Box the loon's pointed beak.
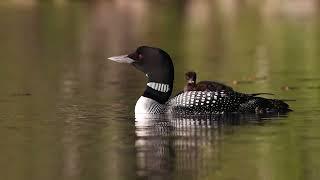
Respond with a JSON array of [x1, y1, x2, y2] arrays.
[[107, 55, 135, 64]]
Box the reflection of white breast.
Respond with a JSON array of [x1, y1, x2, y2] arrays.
[[135, 96, 165, 116]]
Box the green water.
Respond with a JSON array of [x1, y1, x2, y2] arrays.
[[0, 1, 320, 180]]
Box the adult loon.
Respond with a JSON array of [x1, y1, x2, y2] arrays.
[[108, 46, 291, 115]]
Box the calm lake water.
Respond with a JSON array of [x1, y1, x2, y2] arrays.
[[0, 1, 320, 180]]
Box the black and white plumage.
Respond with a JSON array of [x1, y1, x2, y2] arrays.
[[107, 46, 291, 116], [166, 91, 243, 114], [167, 91, 290, 114]]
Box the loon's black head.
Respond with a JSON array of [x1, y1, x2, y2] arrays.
[[108, 46, 174, 104], [185, 71, 197, 84]]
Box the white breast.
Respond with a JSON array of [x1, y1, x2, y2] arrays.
[[135, 96, 165, 115]]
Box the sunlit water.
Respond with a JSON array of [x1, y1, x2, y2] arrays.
[[0, 1, 320, 180]]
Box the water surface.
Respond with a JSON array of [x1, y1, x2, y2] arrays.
[[0, 1, 320, 180]]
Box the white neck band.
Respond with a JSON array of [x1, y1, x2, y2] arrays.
[[147, 82, 170, 93]]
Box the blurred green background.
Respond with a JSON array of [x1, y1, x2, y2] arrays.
[[0, 1, 320, 180]]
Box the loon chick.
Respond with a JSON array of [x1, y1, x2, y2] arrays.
[[184, 71, 233, 92], [183, 71, 274, 97], [184, 71, 196, 91], [107, 46, 291, 115]]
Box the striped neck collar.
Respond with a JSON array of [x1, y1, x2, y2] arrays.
[[147, 82, 170, 93]]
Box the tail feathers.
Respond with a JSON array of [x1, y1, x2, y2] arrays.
[[250, 93, 274, 96], [268, 99, 292, 112], [239, 97, 291, 113], [279, 99, 296, 102]]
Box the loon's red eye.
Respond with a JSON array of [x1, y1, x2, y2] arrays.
[[128, 52, 142, 61]]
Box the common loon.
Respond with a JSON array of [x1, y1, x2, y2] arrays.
[[108, 46, 291, 115]]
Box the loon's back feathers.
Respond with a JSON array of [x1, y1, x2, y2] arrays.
[[167, 90, 291, 114], [167, 91, 243, 114]]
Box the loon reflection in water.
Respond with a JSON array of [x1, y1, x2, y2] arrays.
[[108, 46, 291, 116], [135, 113, 287, 178]]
